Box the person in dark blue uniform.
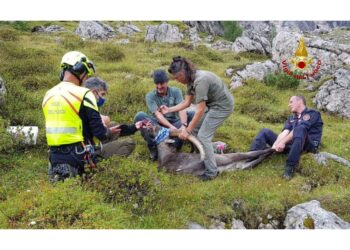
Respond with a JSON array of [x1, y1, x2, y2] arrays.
[[250, 95, 323, 180]]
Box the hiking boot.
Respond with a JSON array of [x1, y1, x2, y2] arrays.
[[282, 164, 295, 181]]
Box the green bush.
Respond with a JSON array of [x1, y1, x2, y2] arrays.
[[264, 72, 300, 89], [0, 29, 19, 41], [61, 34, 85, 50], [222, 21, 243, 42], [96, 44, 125, 62], [84, 157, 162, 215], [11, 21, 31, 32]]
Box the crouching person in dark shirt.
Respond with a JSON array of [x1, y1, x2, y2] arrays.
[[42, 52, 144, 182], [250, 95, 323, 180], [84, 77, 142, 160]]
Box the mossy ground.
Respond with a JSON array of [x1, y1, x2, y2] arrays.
[[1, 21, 349, 229]]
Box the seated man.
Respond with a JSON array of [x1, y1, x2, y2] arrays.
[[250, 95, 323, 180], [84, 77, 141, 159], [134, 69, 194, 161]]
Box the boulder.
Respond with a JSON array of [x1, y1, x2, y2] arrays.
[[232, 36, 269, 55], [188, 222, 205, 229], [184, 27, 201, 44], [183, 21, 224, 36], [75, 21, 115, 40], [117, 24, 140, 36], [284, 200, 350, 229], [313, 151, 350, 167], [0, 76, 6, 105], [314, 69, 350, 118], [145, 23, 183, 43], [231, 219, 246, 229], [31, 25, 65, 33], [229, 60, 278, 89], [209, 219, 225, 229]]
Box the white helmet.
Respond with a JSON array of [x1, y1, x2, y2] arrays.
[[60, 51, 95, 77]]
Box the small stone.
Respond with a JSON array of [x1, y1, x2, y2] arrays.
[[30, 221, 36, 226], [267, 214, 273, 220]]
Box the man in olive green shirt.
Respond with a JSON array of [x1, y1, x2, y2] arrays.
[[134, 69, 194, 160]]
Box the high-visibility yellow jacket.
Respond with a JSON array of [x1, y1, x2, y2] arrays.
[[42, 81, 98, 146]]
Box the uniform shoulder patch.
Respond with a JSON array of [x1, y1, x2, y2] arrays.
[[303, 114, 311, 121]]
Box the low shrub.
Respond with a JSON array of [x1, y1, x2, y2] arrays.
[[264, 72, 300, 89], [96, 44, 125, 62], [84, 157, 162, 215], [222, 21, 243, 42]]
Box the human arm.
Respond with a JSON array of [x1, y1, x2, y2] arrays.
[[178, 101, 206, 140], [154, 110, 177, 129], [272, 129, 293, 152], [159, 95, 193, 114]]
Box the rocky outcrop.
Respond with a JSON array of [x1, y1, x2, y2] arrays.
[[284, 200, 350, 229], [280, 21, 350, 32], [145, 23, 183, 43], [31, 25, 65, 33], [314, 69, 350, 118], [183, 21, 224, 36], [229, 60, 278, 90], [75, 21, 115, 40], [117, 24, 140, 36], [0, 76, 6, 105], [272, 31, 350, 79], [184, 27, 201, 44]]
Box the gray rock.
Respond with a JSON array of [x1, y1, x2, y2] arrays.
[[209, 219, 226, 229], [32, 25, 65, 33], [270, 219, 280, 229], [184, 27, 201, 44], [0, 76, 6, 105], [184, 21, 224, 36], [230, 76, 244, 90], [205, 35, 214, 43], [211, 40, 234, 51], [313, 151, 350, 167], [258, 223, 274, 229], [75, 21, 115, 40], [117, 24, 140, 36], [231, 219, 246, 229], [284, 200, 350, 229], [314, 69, 350, 118], [225, 68, 234, 77], [145, 23, 183, 43], [188, 222, 205, 229], [232, 36, 266, 55]]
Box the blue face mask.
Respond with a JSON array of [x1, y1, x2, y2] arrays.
[[97, 96, 105, 107]]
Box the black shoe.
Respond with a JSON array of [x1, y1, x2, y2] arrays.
[[198, 173, 217, 181], [282, 165, 295, 180]]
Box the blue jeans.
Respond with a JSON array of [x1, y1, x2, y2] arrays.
[[250, 127, 317, 167]]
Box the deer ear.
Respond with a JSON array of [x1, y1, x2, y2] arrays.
[[164, 139, 175, 144]]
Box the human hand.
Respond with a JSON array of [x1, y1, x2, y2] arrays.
[[135, 119, 151, 129], [109, 125, 121, 135], [158, 105, 169, 114], [178, 128, 190, 140], [273, 143, 285, 152]]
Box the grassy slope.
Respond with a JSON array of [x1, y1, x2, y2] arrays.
[[0, 21, 349, 229]]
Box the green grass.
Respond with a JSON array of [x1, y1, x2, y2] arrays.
[[1, 21, 350, 229]]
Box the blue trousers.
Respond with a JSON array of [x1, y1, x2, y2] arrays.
[[134, 110, 194, 151], [250, 127, 316, 167]]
